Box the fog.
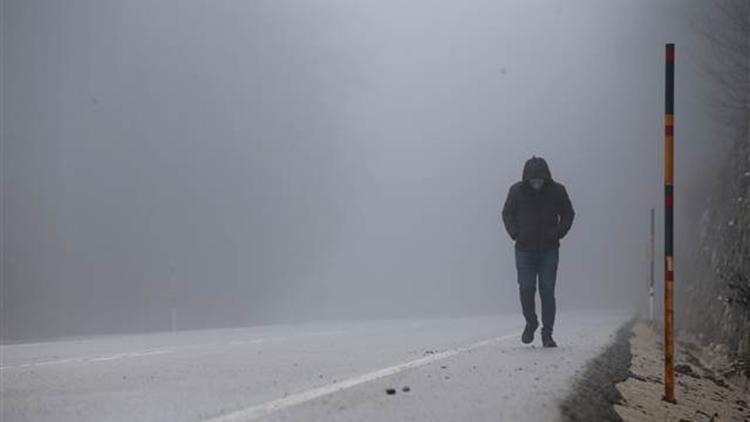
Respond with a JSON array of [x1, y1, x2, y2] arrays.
[[1, 0, 729, 342]]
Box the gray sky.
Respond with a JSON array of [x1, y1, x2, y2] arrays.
[[1, 0, 732, 341]]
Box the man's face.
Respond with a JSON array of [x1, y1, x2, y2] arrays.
[[529, 178, 545, 190]]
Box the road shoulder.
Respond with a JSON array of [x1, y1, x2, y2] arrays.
[[559, 319, 634, 422]]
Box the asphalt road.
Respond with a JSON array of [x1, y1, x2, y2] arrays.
[[1, 311, 630, 421]]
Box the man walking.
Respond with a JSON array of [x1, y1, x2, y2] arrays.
[[502, 156, 575, 347]]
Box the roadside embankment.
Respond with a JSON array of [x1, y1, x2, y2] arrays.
[[561, 320, 749, 422], [614, 321, 748, 422]]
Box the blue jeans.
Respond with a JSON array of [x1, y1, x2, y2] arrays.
[[515, 248, 559, 335]]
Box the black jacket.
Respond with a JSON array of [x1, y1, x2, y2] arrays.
[[502, 157, 575, 251]]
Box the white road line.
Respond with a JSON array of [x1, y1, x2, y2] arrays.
[[0, 349, 173, 370], [91, 349, 173, 361], [227, 331, 344, 346], [203, 333, 518, 422], [229, 339, 274, 346], [304, 330, 345, 337], [0, 330, 346, 370]]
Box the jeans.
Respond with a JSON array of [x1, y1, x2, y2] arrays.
[[515, 248, 559, 336]]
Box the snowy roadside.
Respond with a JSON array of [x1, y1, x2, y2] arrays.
[[561, 320, 750, 422], [613, 321, 749, 422]]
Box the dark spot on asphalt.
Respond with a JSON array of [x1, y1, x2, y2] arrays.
[[402, 386, 411, 392], [441, 365, 447, 369], [386, 388, 396, 395]]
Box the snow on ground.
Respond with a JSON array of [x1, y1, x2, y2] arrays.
[[1, 311, 630, 422], [614, 321, 749, 421]]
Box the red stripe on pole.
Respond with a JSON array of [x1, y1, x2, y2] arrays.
[[665, 125, 673, 136], [666, 194, 673, 207], [666, 46, 675, 63]]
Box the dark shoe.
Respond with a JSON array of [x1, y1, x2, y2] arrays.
[[522, 322, 539, 344], [542, 334, 557, 348]]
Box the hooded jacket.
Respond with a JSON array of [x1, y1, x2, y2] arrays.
[[502, 157, 575, 251]]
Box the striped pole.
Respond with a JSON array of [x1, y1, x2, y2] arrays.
[[663, 43, 676, 404]]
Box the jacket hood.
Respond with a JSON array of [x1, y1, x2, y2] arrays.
[[522, 156, 552, 182]]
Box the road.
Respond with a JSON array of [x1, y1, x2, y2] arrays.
[[1, 311, 629, 421]]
